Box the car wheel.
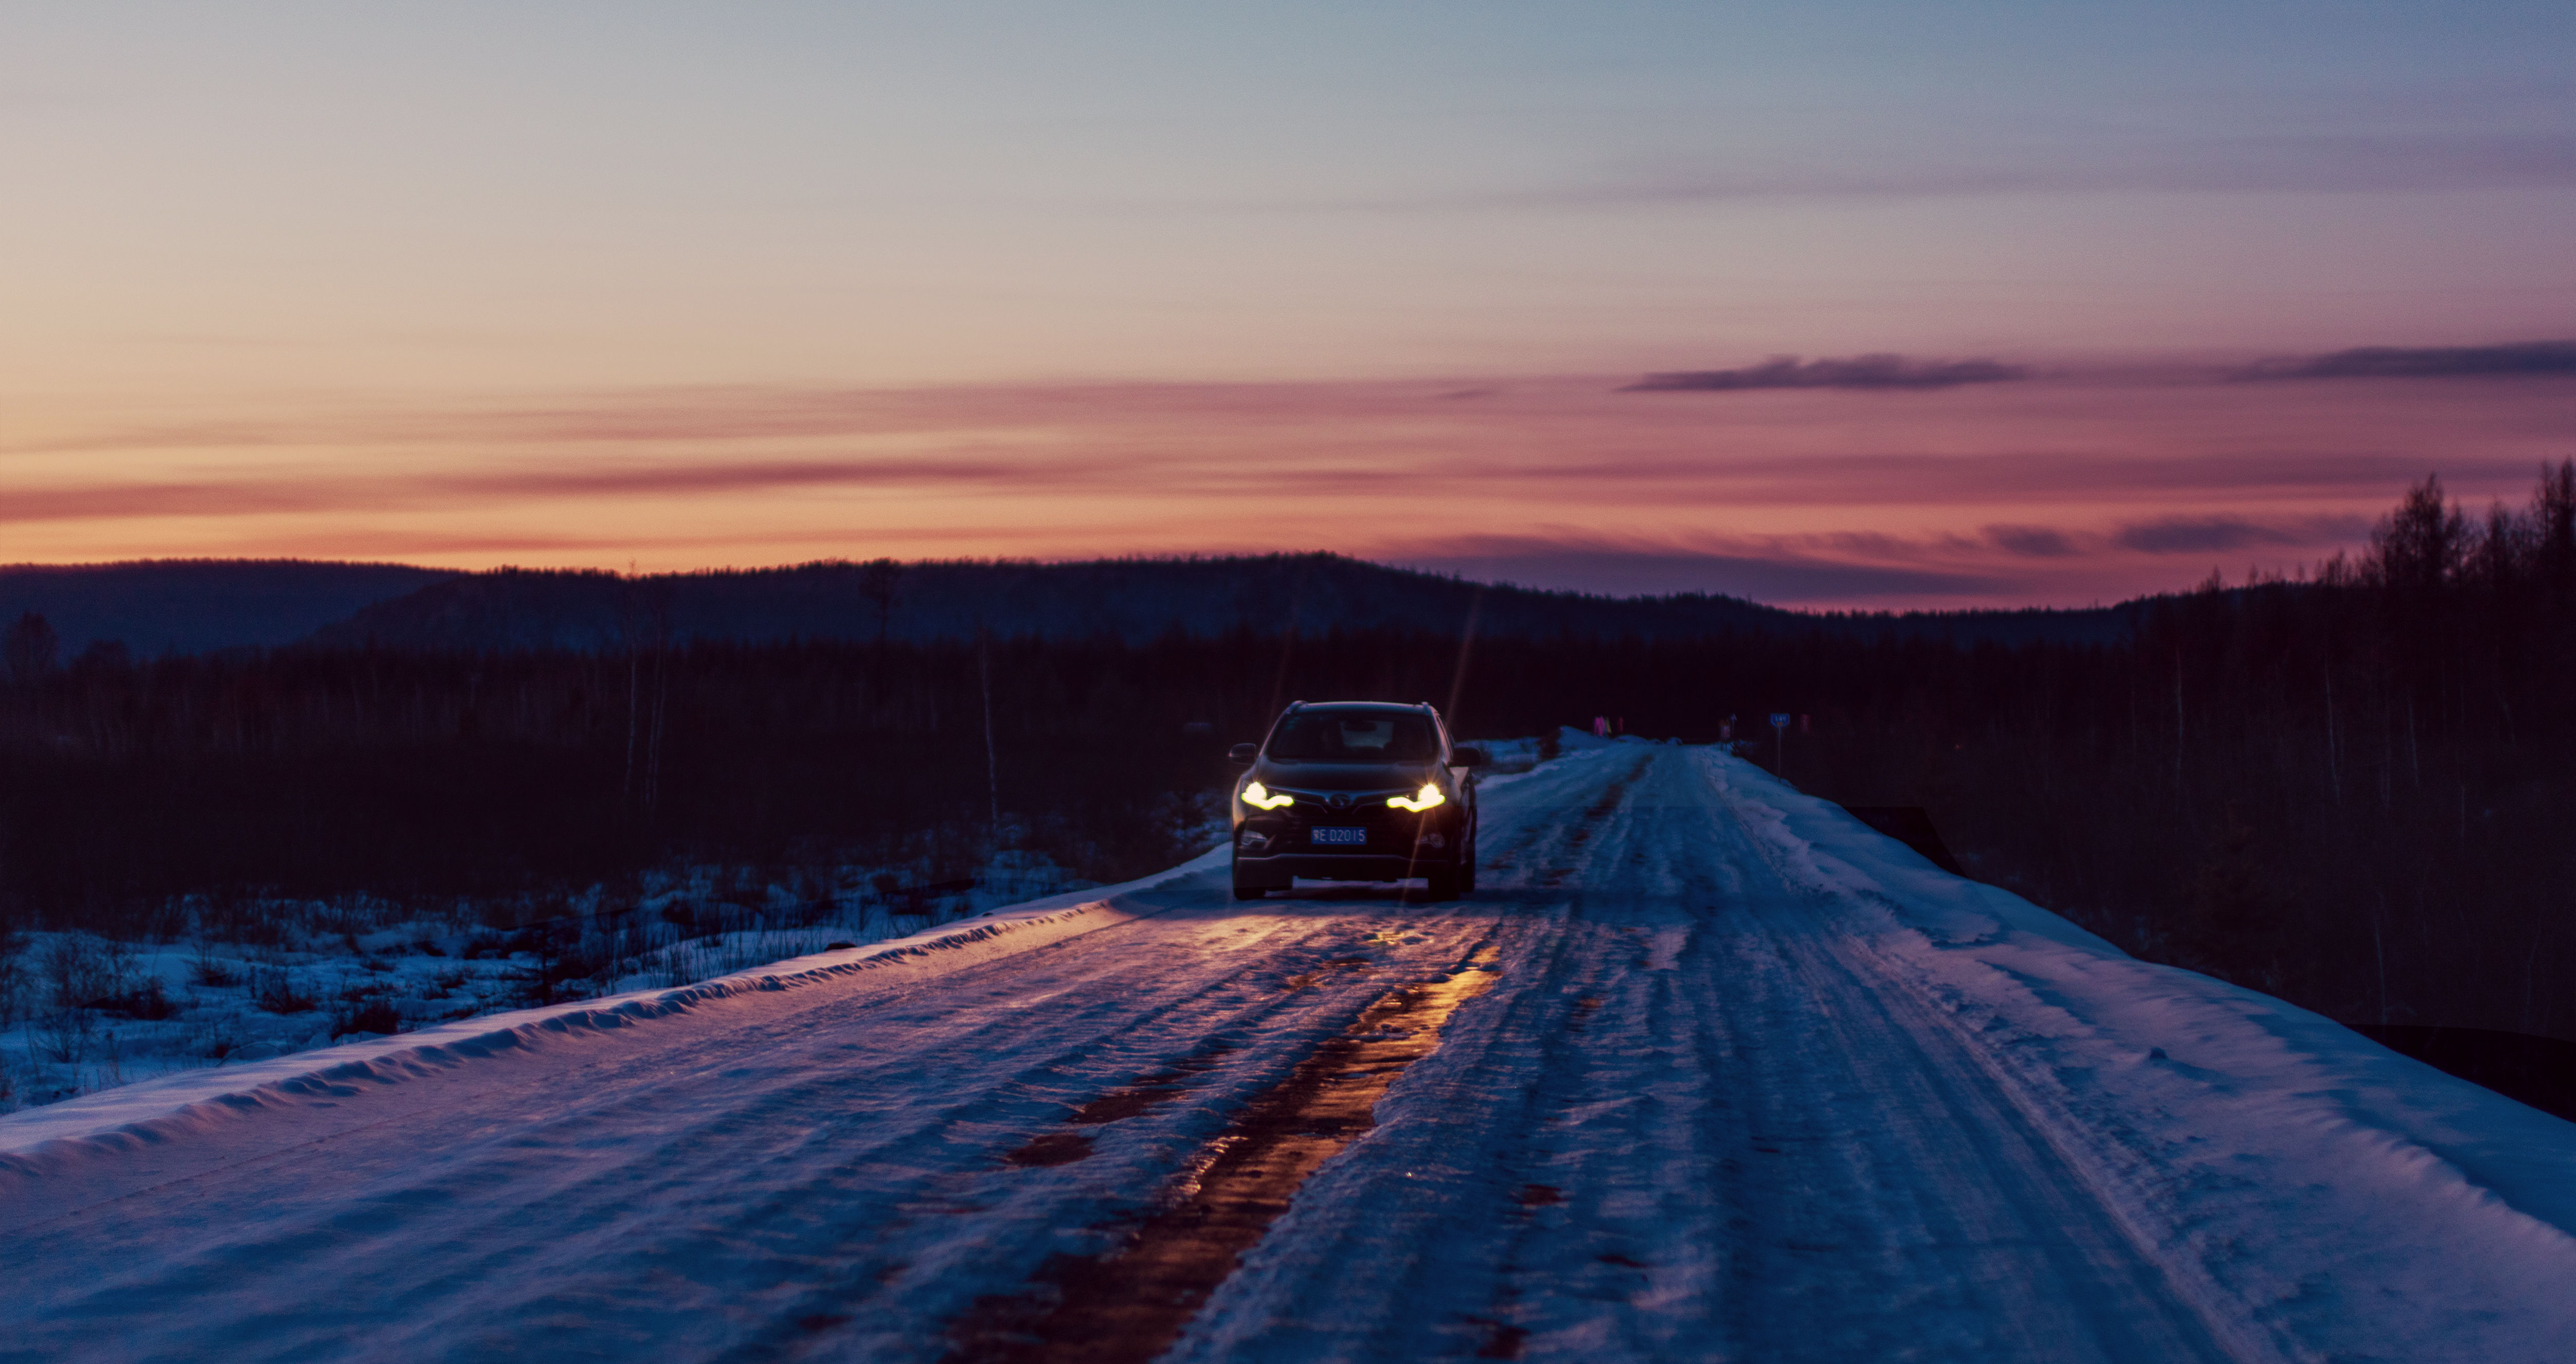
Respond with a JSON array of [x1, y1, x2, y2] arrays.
[[1233, 884, 1267, 900], [1424, 864, 1461, 901], [1458, 833, 1476, 893]]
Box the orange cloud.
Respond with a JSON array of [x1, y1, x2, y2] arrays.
[[8, 368, 2569, 608]]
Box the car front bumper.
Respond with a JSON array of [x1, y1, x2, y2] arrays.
[[1230, 790, 1470, 887], [1228, 850, 1455, 888]]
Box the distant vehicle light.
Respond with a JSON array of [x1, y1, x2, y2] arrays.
[[1241, 781, 1295, 810], [1388, 783, 1446, 813]]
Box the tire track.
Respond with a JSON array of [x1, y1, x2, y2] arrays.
[[1159, 747, 1681, 1362], [943, 942, 1507, 1364], [1688, 762, 2245, 1363], [1434, 749, 1740, 1361], [5, 909, 1493, 1362]]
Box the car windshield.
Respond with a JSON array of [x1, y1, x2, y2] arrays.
[[1266, 710, 1441, 762]]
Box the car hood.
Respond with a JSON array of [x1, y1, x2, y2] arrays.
[[1251, 759, 1442, 792]]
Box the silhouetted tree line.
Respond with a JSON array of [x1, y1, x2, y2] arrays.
[[3, 466, 2570, 1037], [0, 635, 1238, 928], [1789, 464, 2576, 1039]]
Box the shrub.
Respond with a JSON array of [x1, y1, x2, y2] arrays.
[[30, 1008, 91, 1063], [0, 928, 25, 1025], [253, 971, 317, 1014], [332, 999, 402, 1037], [197, 1021, 246, 1061], [189, 946, 241, 988], [43, 934, 127, 1012], [101, 977, 176, 1020]]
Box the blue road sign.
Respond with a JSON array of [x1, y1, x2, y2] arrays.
[[1769, 712, 1791, 730]]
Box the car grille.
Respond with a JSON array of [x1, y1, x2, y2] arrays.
[[1263, 788, 1423, 851], [1272, 788, 1410, 816]]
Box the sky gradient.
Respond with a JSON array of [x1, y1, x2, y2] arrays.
[[7, 3, 2573, 606]]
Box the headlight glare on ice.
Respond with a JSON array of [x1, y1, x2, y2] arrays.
[[1387, 783, 1446, 812], [1241, 780, 1294, 810]]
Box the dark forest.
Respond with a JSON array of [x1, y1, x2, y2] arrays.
[[3, 466, 2570, 1040]]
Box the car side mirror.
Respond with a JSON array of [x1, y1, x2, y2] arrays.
[[1450, 746, 1488, 768], [1229, 743, 1259, 765]]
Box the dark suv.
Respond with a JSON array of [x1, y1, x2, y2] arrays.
[[1227, 701, 1485, 901]]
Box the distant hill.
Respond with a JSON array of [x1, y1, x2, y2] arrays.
[[0, 553, 2150, 657], [306, 554, 2143, 651], [0, 560, 459, 658]]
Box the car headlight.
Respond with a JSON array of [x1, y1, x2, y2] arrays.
[[1387, 783, 1446, 813], [1241, 780, 1294, 811]]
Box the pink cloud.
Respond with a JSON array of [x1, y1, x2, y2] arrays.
[[10, 367, 2570, 608]]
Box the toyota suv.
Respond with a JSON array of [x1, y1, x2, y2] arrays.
[[1227, 701, 1485, 900]]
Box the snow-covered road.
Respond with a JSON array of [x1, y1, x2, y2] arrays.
[[9, 741, 2576, 1362]]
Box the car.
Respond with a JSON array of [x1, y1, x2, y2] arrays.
[[1226, 700, 1486, 901]]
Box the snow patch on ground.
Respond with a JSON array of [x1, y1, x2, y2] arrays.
[[0, 848, 1118, 1114], [1700, 748, 2576, 1361], [0, 846, 1227, 1172]]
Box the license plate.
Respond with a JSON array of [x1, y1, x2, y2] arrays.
[[1311, 826, 1367, 846]]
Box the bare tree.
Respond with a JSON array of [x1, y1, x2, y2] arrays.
[[2536, 459, 2576, 610], [858, 559, 905, 646], [5, 613, 58, 684], [2371, 474, 2467, 596]]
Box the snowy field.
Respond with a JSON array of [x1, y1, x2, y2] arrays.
[[6, 734, 2576, 1362], [0, 849, 1114, 1112]]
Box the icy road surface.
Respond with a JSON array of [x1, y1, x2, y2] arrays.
[[9, 741, 2576, 1362]]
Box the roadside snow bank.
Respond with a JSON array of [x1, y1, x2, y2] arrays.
[[0, 847, 1227, 1176], [1463, 727, 1628, 795], [1701, 749, 2576, 1361]]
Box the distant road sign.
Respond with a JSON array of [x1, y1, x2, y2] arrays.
[[1769, 712, 1791, 730]]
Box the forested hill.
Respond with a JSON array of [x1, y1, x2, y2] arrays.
[[305, 554, 2140, 650], [7, 471, 2570, 1043], [0, 560, 458, 658]]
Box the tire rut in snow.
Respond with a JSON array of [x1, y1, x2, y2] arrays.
[[1483, 751, 1651, 891], [1346, 748, 2243, 1362], [1687, 776, 2242, 1363], [999, 950, 1381, 1169], [943, 944, 1506, 1364], [1430, 767, 1717, 1360], [1001, 1031, 1260, 1169], [6, 913, 1422, 1363]]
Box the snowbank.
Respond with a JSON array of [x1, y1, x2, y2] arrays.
[[0, 847, 1119, 1112], [0, 846, 1228, 1173], [1701, 749, 2576, 1360]]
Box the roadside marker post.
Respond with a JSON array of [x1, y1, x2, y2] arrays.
[[1770, 712, 1791, 779]]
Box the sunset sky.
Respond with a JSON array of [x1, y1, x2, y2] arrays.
[[7, 2, 2573, 607]]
